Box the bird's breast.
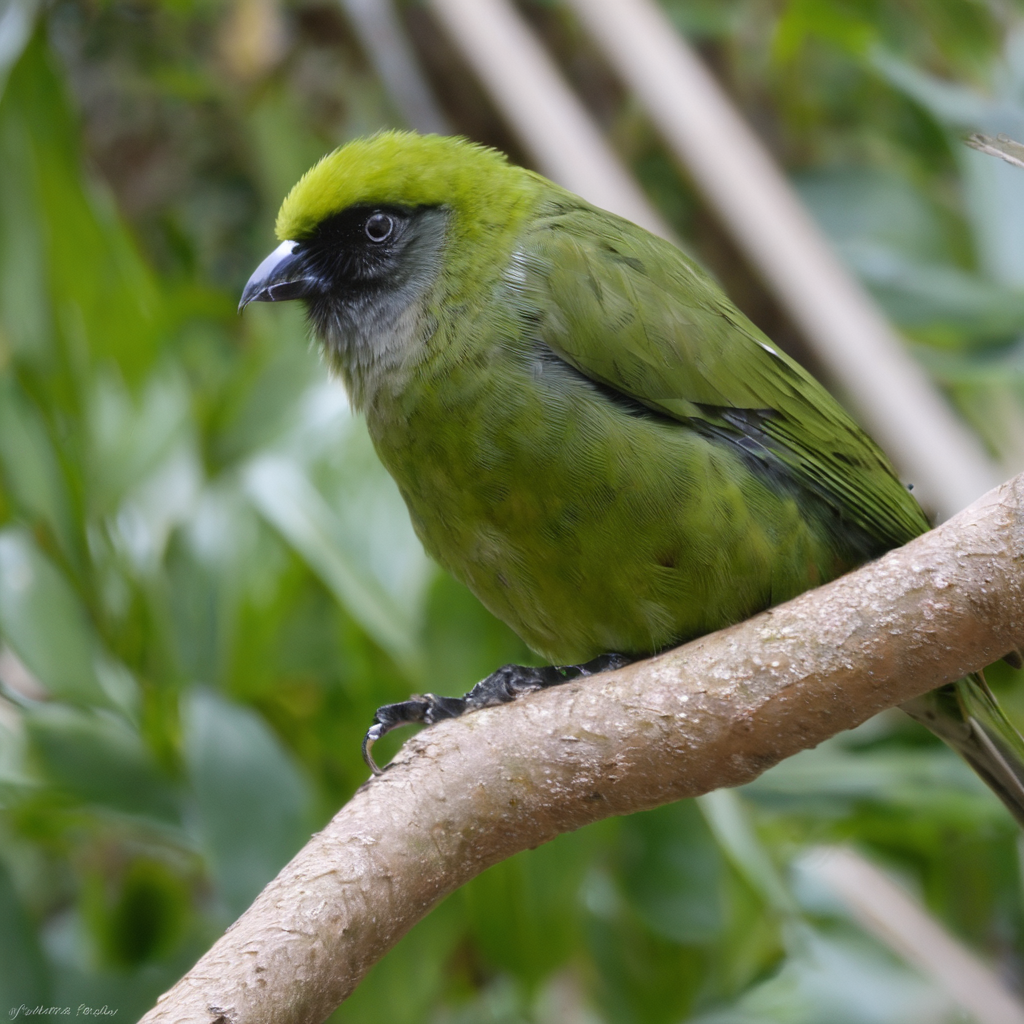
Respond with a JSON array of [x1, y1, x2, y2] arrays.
[[364, 332, 846, 663]]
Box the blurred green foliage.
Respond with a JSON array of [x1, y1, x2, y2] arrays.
[[2, 0, 1024, 1021]]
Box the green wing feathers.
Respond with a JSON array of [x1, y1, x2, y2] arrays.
[[517, 199, 929, 548]]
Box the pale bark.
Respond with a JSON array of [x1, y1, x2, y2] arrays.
[[140, 473, 1024, 1024]]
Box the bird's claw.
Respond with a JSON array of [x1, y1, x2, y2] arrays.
[[362, 693, 467, 774], [361, 653, 632, 774]]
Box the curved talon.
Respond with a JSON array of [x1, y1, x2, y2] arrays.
[[362, 697, 430, 775], [362, 722, 387, 776], [361, 693, 470, 774]]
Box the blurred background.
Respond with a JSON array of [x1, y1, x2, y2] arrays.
[[4, 0, 1024, 1021]]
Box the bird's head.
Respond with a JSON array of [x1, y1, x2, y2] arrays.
[[239, 132, 541, 394]]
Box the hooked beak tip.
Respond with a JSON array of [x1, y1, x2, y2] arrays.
[[237, 283, 260, 314], [239, 239, 311, 313]]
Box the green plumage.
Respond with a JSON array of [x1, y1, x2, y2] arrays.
[[248, 131, 1024, 821], [370, 197, 919, 662]]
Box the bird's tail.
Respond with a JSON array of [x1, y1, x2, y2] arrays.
[[902, 673, 1024, 829]]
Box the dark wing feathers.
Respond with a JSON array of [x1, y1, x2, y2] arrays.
[[516, 201, 929, 547]]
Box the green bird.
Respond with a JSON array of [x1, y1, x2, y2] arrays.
[[240, 131, 1024, 821]]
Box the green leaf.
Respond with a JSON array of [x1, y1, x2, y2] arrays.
[[744, 735, 1003, 825], [0, 375, 73, 550], [0, 858, 48, 1009], [698, 790, 796, 918], [3, 34, 164, 384], [330, 897, 463, 1024], [0, 701, 34, 803], [183, 689, 313, 919], [870, 46, 1024, 287], [24, 702, 180, 822], [0, 528, 105, 704], [0, 74, 49, 363], [794, 167, 954, 267], [86, 369, 197, 523], [460, 826, 606, 985], [245, 454, 423, 670], [691, 929, 948, 1024], [618, 800, 725, 945], [81, 857, 191, 969]]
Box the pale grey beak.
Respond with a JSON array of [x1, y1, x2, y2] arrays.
[[238, 240, 317, 312]]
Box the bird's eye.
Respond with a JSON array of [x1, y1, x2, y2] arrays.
[[364, 213, 395, 243]]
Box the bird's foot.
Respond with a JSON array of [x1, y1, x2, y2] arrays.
[[362, 653, 631, 774]]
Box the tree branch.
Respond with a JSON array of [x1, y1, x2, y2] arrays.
[[141, 473, 1024, 1024]]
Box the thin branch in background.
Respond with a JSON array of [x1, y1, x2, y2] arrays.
[[219, 0, 288, 83], [339, 0, 450, 135], [809, 846, 1024, 1024], [426, 0, 676, 241], [0, 0, 35, 99], [968, 133, 1024, 173], [139, 472, 1024, 1024]]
